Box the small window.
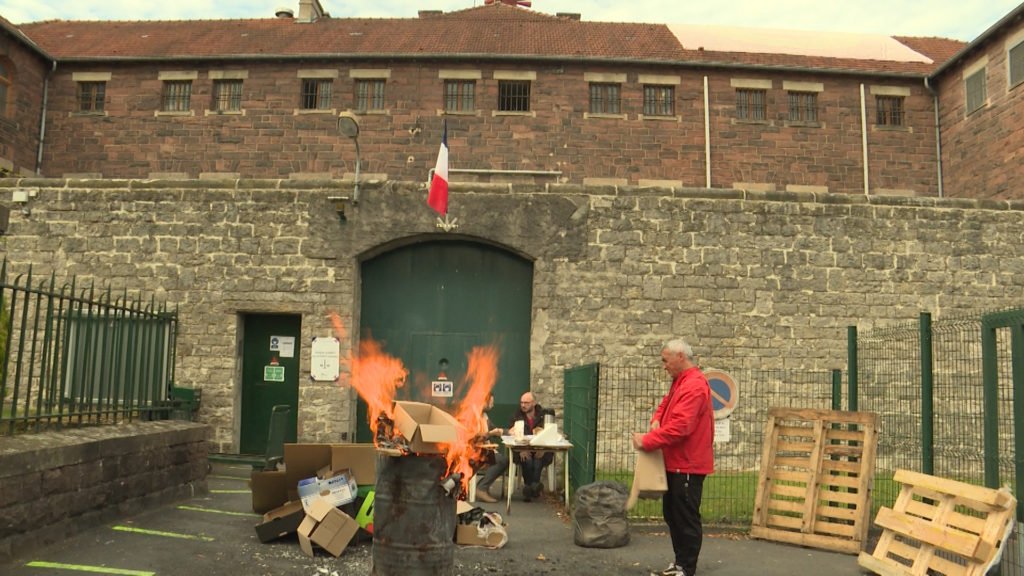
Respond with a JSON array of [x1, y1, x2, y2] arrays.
[[965, 68, 987, 115], [642, 85, 674, 116], [355, 79, 386, 112], [161, 80, 192, 112], [498, 80, 531, 112], [787, 91, 817, 123], [300, 78, 332, 110], [212, 79, 242, 112], [875, 95, 904, 126], [0, 62, 12, 116], [444, 80, 475, 112], [589, 83, 621, 114], [1011, 41, 1024, 89], [77, 81, 106, 113], [736, 89, 766, 121]]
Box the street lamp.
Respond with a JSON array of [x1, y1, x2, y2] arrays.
[[338, 113, 361, 205]]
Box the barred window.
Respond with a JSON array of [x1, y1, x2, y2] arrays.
[[965, 68, 987, 115], [212, 79, 242, 112], [78, 81, 106, 113], [589, 83, 621, 114], [642, 85, 674, 116], [876, 95, 904, 126], [1011, 41, 1024, 89], [161, 80, 192, 112], [498, 80, 531, 112], [787, 91, 817, 122], [736, 89, 766, 121], [300, 78, 332, 110], [0, 61, 10, 117], [356, 79, 386, 112], [444, 80, 475, 112]]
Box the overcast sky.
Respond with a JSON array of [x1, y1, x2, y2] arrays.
[[0, 0, 1019, 41]]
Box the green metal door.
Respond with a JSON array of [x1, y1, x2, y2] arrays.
[[357, 240, 533, 441], [240, 313, 300, 454]]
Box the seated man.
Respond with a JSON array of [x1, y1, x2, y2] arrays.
[[509, 391, 555, 501]]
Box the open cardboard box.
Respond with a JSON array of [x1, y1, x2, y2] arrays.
[[393, 401, 461, 453], [250, 469, 288, 514], [298, 468, 358, 512], [254, 500, 306, 543], [455, 500, 507, 548], [298, 498, 359, 557]]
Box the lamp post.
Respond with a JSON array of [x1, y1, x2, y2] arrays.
[[338, 113, 361, 205]]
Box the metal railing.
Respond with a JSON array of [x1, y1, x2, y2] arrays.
[[1, 258, 178, 434]]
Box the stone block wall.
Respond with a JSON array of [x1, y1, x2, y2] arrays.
[[0, 421, 209, 562], [1, 178, 1023, 452]]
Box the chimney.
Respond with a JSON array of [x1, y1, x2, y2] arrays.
[[297, 0, 325, 23], [418, 10, 443, 18], [556, 12, 581, 21], [275, 7, 294, 18]]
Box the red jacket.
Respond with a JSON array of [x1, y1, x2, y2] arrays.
[[641, 366, 714, 475]]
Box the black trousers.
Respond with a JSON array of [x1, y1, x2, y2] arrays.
[[663, 472, 705, 575]]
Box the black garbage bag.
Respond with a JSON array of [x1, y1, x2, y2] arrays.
[[572, 480, 630, 548]]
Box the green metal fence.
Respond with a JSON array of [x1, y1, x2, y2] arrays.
[[851, 308, 1023, 574], [0, 259, 179, 434], [563, 362, 836, 526]]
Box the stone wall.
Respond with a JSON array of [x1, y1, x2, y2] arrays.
[[1, 178, 1023, 451], [0, 421, 209, 562]]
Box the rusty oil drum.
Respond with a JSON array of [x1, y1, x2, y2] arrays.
[[371, 453, 456, 576]]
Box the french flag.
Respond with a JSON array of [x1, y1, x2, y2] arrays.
[[427, 120, 448, 215]]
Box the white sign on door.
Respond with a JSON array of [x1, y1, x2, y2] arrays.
[[270, 335, 296, 358]]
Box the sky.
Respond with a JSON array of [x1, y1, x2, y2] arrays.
[[0, 0, 1020, 42]]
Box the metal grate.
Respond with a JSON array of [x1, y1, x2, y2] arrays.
[[497, 80, 531, 112], [212, 79, 243, 112], [736, 89, 766, 121], [642, 84, 674, 116], [965, 68, 987, 115], [161, 80, 192, 112], [443, 80, 475, 112], [875, 95, 904, 126], [300, 78, 332, 110], [356, 79, 386, 112], [787, 91, 817, 122], [589, 83, 621, 114]]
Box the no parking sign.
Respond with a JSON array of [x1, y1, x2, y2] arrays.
[[705, 369, 738, 421]]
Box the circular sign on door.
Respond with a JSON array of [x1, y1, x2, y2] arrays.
[[705, 369, 738, 420]]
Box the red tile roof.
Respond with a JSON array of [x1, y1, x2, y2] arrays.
[[16, 3, 966, 76]]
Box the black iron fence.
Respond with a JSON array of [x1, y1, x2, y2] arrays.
[[0, 259, 178, 434]]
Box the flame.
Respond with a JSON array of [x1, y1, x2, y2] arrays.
[[329, 312, 407, 437], [330, 311, 502, 492], [445, 345, 500, 487]]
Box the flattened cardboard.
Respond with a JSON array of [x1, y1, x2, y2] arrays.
[[250, 469, 287, 514], [393, 401, 460, 453], [284, 444, 332, 498], [254, 500, 305, 543], [626, 449, 668, 509], [330, 444, 377, 484]]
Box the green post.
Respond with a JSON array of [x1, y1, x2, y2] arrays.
[[847, 326, 858, 412], [831, 369, 842, 411], [920, 312, 934, 475], [1012, 324, 1024, 523], [981, 320, 1000, 489]]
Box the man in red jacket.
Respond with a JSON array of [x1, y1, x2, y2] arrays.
[[632, 339, 714, 576]]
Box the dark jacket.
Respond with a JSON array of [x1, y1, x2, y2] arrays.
[[509, 404, 555, 464]]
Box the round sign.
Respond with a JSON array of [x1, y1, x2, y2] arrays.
[[705, 369, 738, 420]]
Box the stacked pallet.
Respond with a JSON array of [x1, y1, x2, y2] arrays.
[[858, 469, 1016, 576], [751, 408, 879, 554]]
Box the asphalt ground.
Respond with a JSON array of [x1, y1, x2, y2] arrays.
[[0, 463, 870, 576]]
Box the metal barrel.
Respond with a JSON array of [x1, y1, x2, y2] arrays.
[[371, 454, 456, 576]]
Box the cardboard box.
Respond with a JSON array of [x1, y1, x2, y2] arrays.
[[298, 498, 359, 558], [455, 500, 507, 548], [330, 444, 377, 485], [254, 500, 305, 543], [393, 401, 461, 453], [298, 469, 358, 512], [250, 469, 288, 514]]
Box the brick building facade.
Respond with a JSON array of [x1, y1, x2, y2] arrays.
[[2, 0, 1010, 196]]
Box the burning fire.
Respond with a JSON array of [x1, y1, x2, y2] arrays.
[[330, 312, 500, 491]]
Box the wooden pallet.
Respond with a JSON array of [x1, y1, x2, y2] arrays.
[[858, 469, 1017, 576], [751, 407, 879, 554]]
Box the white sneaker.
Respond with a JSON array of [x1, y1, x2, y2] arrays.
[[654, 564, 687, 576]]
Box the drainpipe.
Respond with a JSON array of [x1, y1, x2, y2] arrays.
[[859, 83, 869, 196], [36, 61, 56, 175], [703, 76, 711, 188], [923, 77, 944, 197]]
